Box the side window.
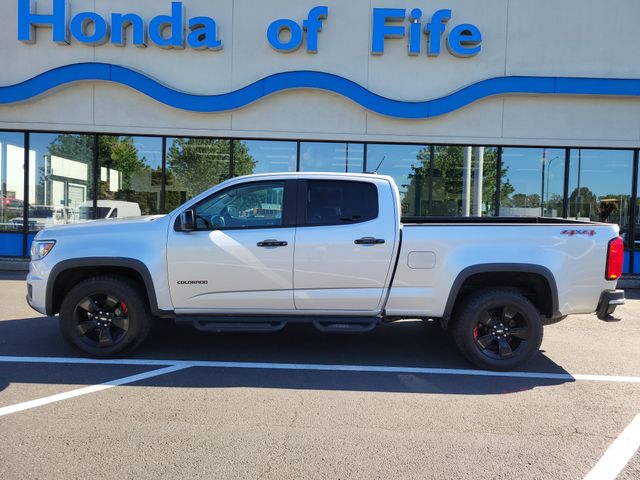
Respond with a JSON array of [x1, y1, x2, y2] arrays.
[[195, 181, 285, 230], [305, 180, 378, 226]]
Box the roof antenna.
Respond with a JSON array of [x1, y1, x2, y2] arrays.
[[372, 156, 386, 174]]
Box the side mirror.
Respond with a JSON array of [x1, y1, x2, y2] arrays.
[[179, 209, 195, 232]]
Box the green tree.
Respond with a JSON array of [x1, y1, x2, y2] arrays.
[[47, 134, 97, 164], [402, 146, 513, 217], [103, 137, 146, 189], [166, 139, 256, 210], [569, 187, 596, 220]]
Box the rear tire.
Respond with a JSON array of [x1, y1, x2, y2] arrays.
[[450, 288, 543, 371], [59, 276, 152, 358]]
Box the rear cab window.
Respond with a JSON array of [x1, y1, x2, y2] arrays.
[[304, 180, 378, 226]]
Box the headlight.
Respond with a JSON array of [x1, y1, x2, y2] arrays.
[[31, 241, 56, 261]]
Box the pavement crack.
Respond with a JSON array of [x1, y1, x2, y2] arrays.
[[256, 394, 305, 480]]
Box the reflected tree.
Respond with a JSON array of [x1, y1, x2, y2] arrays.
[[166, 139, 256, 210], [403, 146, 513, 216]]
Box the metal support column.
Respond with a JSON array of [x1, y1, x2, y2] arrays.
[[474, 146, 484, 216], [462, 146, 472, 217]]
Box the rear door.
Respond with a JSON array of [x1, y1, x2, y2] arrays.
[[293, 178, 398, 311]]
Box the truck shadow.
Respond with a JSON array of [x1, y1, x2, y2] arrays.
[[0, 316, 575, 396]]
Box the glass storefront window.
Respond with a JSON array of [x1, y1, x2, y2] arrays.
[[98, 136, 162, 218], [368, 144, 495, 217], [166, 138, 231, 211], [568, 149, 633, 230], [236, 140, 296, 174], [29, 133, 94, 230], [499, 148, 565, 218], [0, 132, 26, 256], [3, 127, 640, 272], [0, 132, 25, 231], [299, 142, 364, 173], [367, 144, 429, 216]]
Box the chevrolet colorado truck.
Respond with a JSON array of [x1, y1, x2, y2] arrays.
[[26, 173, 625, 370]]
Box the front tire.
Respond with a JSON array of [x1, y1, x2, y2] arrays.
[[450, 289, 543, 371], [59, 276, 152, 357]]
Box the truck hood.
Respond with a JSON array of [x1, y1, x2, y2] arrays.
[[36, 215, 168, 239]]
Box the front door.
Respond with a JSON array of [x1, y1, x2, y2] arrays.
[[293, 179, 398, 311], [167, 180, 296, 312]]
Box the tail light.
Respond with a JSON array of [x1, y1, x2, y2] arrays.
[[605, 237, 624, 281]]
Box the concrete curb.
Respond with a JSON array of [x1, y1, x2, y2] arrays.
[[0, 259, 29, 272], [618, 277, 640, 290]]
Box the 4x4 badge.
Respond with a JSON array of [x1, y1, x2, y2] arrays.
[[561, 229, 596, 237]]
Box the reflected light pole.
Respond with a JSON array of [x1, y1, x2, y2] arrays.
[[541, 150, 559, 216]]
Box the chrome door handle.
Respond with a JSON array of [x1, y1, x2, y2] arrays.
[[354, 237, 385, 245], [257, 240, 288, 247]]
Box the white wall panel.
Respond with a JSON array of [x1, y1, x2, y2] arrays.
[[0, 0, 638, 147]]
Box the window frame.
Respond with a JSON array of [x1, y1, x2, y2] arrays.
[[296, 179, 380, 228], [176, 179, 297, 232]]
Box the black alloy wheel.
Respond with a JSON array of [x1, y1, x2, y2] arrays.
[[74, 294, 130, 348], [59, 276, 152, 357], [451, 288, 544, 371], [472, 305, 531, 360]]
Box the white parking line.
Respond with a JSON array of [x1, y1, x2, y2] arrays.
[[0, 364, 191, 417], [0, 355, 639, 383], [584, 414, 640, 480]]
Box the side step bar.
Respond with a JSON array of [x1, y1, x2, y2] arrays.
[[175, 315, 382, 333], [193, 320, 287, 333], [313, 320, 378, 333]]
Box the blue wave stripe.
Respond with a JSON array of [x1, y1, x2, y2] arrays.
[[1, 63, 640, 119]]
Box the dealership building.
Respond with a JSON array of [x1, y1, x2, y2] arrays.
[[1, 0, 640, 274]]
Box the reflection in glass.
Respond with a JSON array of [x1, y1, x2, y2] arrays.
[[29, 133, 94, 230], [368, 144, 429, 216], [195, 181, 285, 230], [166, 138, 231, 211], [500, 148, 565, 217], [368, 144, 496, 216], [0, 132, 26, 232], [98, 136, 162, 218], [569, 149, 633, 228], [237, 140, 296, 174], [299, 142, 363, 173]]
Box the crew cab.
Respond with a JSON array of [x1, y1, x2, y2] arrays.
[[26, 173, 625, 370]]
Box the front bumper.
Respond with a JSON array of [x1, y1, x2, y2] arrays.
[[596, 289, 625, 321], [26, 261, 49, 316]]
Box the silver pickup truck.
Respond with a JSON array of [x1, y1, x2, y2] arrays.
[[26, 173, 625, 370]]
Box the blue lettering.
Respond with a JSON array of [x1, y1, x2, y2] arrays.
[[425, 9, 451, 57], [187, 17, 223, 51], [371, 8, 406, 55], [18, 0, 69, 45], [408, 8, 422, 56], [267, 19, 303, 53], [447, 24, 482, 57], [302, 6, 328, 54], [70, 12, 109, 45], [111, 13, 147, 47], [149, 2, 184, 49]]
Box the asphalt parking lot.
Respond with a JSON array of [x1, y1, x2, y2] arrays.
[[0, 271, 638, 480]]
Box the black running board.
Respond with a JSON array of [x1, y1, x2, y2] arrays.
[[312, 320, 378, 333], [175, 315, 382, 333], [193, 320, 287, 333]]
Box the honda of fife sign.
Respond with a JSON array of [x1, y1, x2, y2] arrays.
[[17, 0, 483, 57], [4, 0, 640, 119]]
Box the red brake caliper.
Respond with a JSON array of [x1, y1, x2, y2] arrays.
[[120, 301, 128, 315], [473, 325, 479, 339]]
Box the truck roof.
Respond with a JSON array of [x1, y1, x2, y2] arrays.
[[230, 172, 394, 182]]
